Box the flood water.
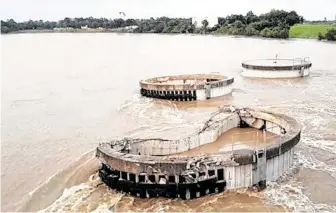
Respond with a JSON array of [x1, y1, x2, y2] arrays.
[[1, 33, 336, 212], [173, 128, 279, 157]]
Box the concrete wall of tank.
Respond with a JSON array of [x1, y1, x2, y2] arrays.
[[196, 84, 233, 100], [241, 68, 310, 78], [97, 109, 300, 173], [129, 112, 288, 157], [130, 113, 240, 156], [97, 147, 295, 197], [265, 148, 294, 182], [140, 77, 234, 101], [96, 108, 300, 198]]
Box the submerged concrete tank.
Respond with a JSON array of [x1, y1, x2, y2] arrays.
[[139, 74, 234, 101], [96, 106, 301, 199], [241, 57, 312, 78]]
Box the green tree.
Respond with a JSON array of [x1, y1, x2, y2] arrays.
[[125, 19, 136, 26], [226, 14, 246, 24], [285, 11, 301, 26], [246, 11, 259, 24], [250, 20, 272, 31], [232, 20, 244, 28], [278, 28, 289, 38], [218, 17, 226, 26], [260, 27, 273, 37], [245, 25, 259, 36], [317, 32, 324, 40], [153, 22, 165, 33], [202, 19, 209, 29], [325, 29, 336, 41], [1, 25, 10, 33]]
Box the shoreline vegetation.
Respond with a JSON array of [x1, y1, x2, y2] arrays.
[[2, 9, 336, 41], [289, 24, 336, 40]]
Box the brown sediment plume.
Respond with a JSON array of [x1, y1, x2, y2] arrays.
[[323, 134, 336, 141], [297, 168, 336, 206], [18, 151, 99, 212]]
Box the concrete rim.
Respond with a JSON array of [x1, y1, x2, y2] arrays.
[[96, 106, 302, 174], [139, 74, 234, 91], [242, 58, 312, 71]]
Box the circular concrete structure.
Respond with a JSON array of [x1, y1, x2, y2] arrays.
[[139, 74, 234, 101], [96, 106, 301, 199], [241, 58, 312, 78]]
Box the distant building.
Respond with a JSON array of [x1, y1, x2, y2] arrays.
[[192, 16, 218, 28], [124, 26, 138, 30]]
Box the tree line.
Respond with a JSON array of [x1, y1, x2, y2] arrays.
[[1, 10, 305, 39], [215, 10, 303, 38], [318, 29, 336, 41], [1, 17, 138, 33]]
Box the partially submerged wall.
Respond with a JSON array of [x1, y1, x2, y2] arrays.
[[96, 106, 301, 199], [241, 59, 312, 78], [139, 74, 234, 101], [241, 69, 310, 78]]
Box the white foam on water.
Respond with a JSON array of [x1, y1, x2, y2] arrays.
[[292, 103, 336, 117], [118, 94, 187, 124], [267, 183, 336, 212], [37, 183, 91, 213], [256, 102, 336, 121], [265, 162, 336, 212], [118, 94, 155, 119], [117, 94, 148, 112], [302, 137, 336, 155], [116, 94, 214, 140], [265, 182, 333, 212], [296, 150, 336, 178], [90, 205, 114, 213], [36, 173, 108, 212]]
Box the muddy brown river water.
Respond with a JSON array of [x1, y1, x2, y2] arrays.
[[1, 33, 336, 212], [173, 128, 278, 157]]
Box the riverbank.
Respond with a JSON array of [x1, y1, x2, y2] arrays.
[[3, 28, 334, 42], [3, 28, 134, 34], [289, 24, 336, 39]]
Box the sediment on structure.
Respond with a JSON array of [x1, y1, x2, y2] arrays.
[[96, 106, 302, 199], [139, 74, 234, 101], [241, 58, 312, 78]]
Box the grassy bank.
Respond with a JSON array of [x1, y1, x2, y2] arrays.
[[289, 24, 336, 39]]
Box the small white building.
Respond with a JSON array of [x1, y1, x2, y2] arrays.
[[192, 16, 218, 28]]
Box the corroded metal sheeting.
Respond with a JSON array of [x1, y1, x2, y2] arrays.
[[140, 89, 197, 101], [99, 165, 225, 199]]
